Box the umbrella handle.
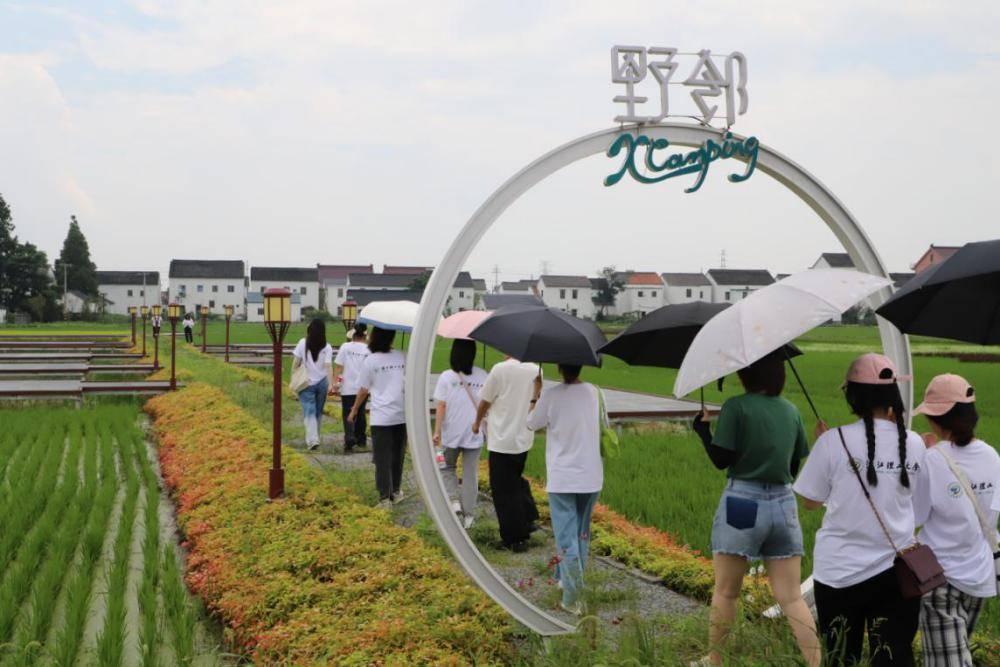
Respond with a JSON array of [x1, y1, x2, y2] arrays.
[[700, 386, 705, 412], [784, 350, 821, 422]]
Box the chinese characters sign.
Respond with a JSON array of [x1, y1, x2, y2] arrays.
[[611, 46, 748, 127]]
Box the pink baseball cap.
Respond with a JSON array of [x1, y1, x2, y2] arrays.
[[913, 374, 976, 417], [843, 353, 912, 387]]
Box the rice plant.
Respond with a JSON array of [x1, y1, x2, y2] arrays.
[[161, 544, 196, 665]]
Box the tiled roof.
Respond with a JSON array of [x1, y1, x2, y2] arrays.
[[483, 294, 544, 309], [317, 264, 374, 281], [348, 273, 419, 288], [890, 272, 915, 289], [539, 275, 591, 288], [346, 289, 423, 306], [818, 253, 855, 268], [707, 269, 775, 286], [96, 271, 160, 286], [383, 265, 433, 275], [169, 259, 245, 279], [500, 281, 531, 291], [247, 292, 301, 304], [453, 271, 475, 288], [472, 278, 487, 291], [623, 271, 664, 286], [250, 267, 318, 282], [661, 272, 711, 286]]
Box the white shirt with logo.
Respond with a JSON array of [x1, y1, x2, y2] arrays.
[[433, 368, 487, 450], [479, 359, 540, 455], [914, 440, 1000, 598], [334, 341, 371, 396], [292, 339, 333, 386], [793, 419, 926, 588], [357, 350, 406, 426], [527, 382, 603, 494]]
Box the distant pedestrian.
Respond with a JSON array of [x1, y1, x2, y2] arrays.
[[151, 313, 162, 337], [526, 363, 602, 616], [433, 339, 487, 528], [912, 374, 999, 667], [291, 318, 334, 451], [349, 326, 406, 508], [795, 353, 926, 667], [182, 313, 195, 343], [334, 324, 371, 453], [473, 356, 541, 553], [693, 349, 819, 666]]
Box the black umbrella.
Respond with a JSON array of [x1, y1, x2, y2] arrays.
[[468, 304, 606, 366], [876, 239, 1000, 344]]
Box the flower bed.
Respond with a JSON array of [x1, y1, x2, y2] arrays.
[[146, 384, 511, 665]]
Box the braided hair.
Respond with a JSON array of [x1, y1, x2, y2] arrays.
[[844, 380, 910, 488]]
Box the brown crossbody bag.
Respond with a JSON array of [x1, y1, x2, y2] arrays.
[[836, 427, 946, 599]]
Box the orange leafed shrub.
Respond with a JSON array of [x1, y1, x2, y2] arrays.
[[146, 384, 512, 665]]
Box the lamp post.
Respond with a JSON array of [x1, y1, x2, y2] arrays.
[[342, 299, 358, 331], [224, 304, 234, 363], [200, 305, 209, 353], [263, 288, 292, 499], [151, 304, 162, 371], [140, 305, 149, 357], [128, 306, 137, 346], [168, 303, 181, 390]]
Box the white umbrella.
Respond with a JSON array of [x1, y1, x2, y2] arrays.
[[673, 269, 892, 404], [357, 300, 421, 332]]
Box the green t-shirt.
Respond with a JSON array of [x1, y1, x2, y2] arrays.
[[712, 393, 809, 484]]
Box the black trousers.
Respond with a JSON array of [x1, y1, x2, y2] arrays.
[[371, 424, 406, 501], [340, 395, 367, 448], [184, 327, 193, 343], [814, 566, 920, 667], [488, 450, 539, 546]]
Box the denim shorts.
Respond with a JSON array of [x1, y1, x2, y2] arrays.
[[711, 479, 804, 560]]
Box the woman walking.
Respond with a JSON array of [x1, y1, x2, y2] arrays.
[[182, 313, 195, 343], [334, 324, 370, 453], [691, 349, 818, 666], [349, 326, 406, 508], [291, 318, 334, 451], [794, 353, 926, 666], [526, 364, 603, 616], [912, 374, 999, 667], [433, 339, 487, 528]]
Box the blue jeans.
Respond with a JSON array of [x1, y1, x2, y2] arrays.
[[548, 491, 600, 606], [710, 479, 804, 560], [298, 376, 329, 446]]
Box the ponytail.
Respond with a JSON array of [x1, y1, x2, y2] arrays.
[[892, 391, 910, 488], [863, 412, 878, 486]]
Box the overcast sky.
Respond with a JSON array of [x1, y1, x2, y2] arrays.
[[2, 1, 998, 288]]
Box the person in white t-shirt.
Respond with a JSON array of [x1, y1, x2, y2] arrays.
[[526, 363, 602, 615], [348, 326, 406, 508], [334, 323, 371, 453], [433, 339, 487, 528], [182, 314, 195, 343], [473, 357, 541, 552], [291, 319, 334, 451], [911, 374, 999, 667], [794, 353, 926, 667]]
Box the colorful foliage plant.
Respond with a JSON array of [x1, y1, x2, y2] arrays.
[[146, 384, 511, 665]]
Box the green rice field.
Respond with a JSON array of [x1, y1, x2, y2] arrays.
[[0, 404, 214, 666]]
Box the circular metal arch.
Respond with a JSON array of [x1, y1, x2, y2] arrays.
[[404, 123, 911, 636]]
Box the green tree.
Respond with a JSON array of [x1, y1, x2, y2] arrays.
[[54, 215, 98, 296], [0, 193, 58, 319], [592, 265, 626, 318], [409, 271, 431, 291]]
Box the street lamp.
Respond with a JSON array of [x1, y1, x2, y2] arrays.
[[342, 299, 358, 331], [151, 304, 162, 371], [224, 304, 234, 363], [263, 288, 292, 500], [128, 306, 137, 346], [200, 305, 209, 353], [168, 303, 182, 390], [140, 305, 149, 357]]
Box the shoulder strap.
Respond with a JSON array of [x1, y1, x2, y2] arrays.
[[597, 386, 610, 429], [935, 445, 999, 552], [458, 373, 479, 410], [837, 427, 901, 555]]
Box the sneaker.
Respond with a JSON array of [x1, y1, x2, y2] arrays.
[[307, 443, 319, 451], [391, 490, 405, 504], [559, 600, 583, 616], [512, 540, 529, 553], [451, 500, 462, 514], [462, 514, 475, 530], [376, 499, 392, 510]]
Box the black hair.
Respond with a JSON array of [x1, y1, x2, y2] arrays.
[[844, 380, 909, 488], [305, 318, 327, 362], [558, 364, 582, 383], [736, 350, 786, 397], [353, 323, 368, 340], [926, 401, 979, 447], [449, 339, 476, 375], [367, 326, 395, 354]]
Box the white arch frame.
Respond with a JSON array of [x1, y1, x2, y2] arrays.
[[404, 123, 911, 636]]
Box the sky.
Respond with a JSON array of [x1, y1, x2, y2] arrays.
[[1, 1, 998, 289]]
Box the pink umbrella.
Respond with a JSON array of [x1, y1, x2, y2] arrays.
[[437, 310, 493, 340]]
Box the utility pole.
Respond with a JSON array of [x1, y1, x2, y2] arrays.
[[492, 264, 501, 292], [540, 260, 551, 276], [720, 249, 727, 269]]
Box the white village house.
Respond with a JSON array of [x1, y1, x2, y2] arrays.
[[318, 264, 374, 316], [246, 292, 302, 323], [497, 280, 537, 295], [661, 272, 712, 304], [168, 260, 246, 317], [706, 269, 775, 303], [613, 271, 665, 317], [450, 272, 477, 313], [537, 275, 596, 319], [249, 267, 320, 314], [96, 271, 160, 315]]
